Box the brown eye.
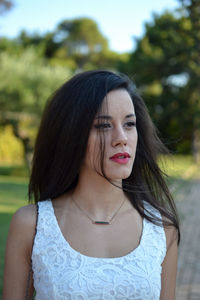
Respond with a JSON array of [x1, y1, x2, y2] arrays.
[[94, 123, 111, 129], [124, 121, 136, 128]]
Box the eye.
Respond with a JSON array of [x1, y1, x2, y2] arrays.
[[94, 123, 111, 130], [124, 121, 136, 128]]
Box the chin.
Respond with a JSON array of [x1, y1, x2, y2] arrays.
[[106, 170, 132, 181]]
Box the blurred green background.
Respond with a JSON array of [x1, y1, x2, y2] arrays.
[[0, 0, 200, 295]]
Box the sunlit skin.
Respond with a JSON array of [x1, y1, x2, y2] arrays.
[[82, 88, 138, 183]]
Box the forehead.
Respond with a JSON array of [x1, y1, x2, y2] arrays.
[[100, 89, 135, 115]]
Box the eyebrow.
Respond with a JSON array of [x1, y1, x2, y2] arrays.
[[95, 113, 136, 120]]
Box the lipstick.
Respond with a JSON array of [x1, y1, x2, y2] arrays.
[[109, 152, 130, 164]]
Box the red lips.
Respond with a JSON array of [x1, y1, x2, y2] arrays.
[[110, 152, 130, 159]]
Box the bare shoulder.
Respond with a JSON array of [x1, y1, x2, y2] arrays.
[[12, 204, 37, 227], [9, 204, 38, 249], [162, 215, 179, 250], [3, 205, 38, 299]]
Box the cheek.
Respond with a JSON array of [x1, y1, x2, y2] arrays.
[[129, 129, 138, 149]]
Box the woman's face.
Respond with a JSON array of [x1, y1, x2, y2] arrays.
[[82, 89, 138, 181]]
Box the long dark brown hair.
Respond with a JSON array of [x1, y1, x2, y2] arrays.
[[29, 70, 180, 243]]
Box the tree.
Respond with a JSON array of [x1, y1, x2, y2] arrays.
[[0, 48, 71, 168], [177, 0, 200, 161], [0, 0, 14, 15], [54, 17, 108, 69], [122, 5, 200, 161], [15, 18, 123, 71]]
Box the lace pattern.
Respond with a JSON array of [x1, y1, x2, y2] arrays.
[[32, 200, 166, 300]]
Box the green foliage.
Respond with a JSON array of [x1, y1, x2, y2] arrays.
[[121, 2, 200, 156], [0, 48, 71, 114], [0, 125, 24, 163], [57, 17, 108, 53], [0, 48, 72, 166], [44, 17, 111, 70], [1, 5, 199, 160], [14, 18, 123, 71]]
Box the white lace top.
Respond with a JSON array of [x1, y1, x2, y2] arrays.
[[32, 200, 166, 300]]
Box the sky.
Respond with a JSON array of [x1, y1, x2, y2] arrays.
[[0, 0, 178, 53]]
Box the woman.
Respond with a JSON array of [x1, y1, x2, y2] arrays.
[[3, 70, 180, 299]]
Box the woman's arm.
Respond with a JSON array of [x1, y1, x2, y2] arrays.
[[160, 225, 179, 300], [2, 204, 37, 300]]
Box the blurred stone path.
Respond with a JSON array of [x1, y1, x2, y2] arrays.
[[175, 180, 200, 300]]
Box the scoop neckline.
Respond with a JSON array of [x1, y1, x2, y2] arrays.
[[48, 199, 146, 261]]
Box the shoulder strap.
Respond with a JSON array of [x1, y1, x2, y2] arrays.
[[25, 203, 39, 300]]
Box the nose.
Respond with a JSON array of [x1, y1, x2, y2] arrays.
[[111, 126, 128, 147]]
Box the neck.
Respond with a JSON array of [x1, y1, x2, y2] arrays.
[[72, 168, 127, 220]]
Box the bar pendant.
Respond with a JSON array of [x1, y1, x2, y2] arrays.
[[93, 221, 110, 225]]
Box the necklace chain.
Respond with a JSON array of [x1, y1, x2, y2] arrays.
[[72, 196, 126, 225]]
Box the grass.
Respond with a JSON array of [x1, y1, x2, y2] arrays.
[[0, 164, 29, 177], [0, 156, 199, 295]]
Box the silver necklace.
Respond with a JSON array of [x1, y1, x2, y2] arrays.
[[72, 196, 126, 225]]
